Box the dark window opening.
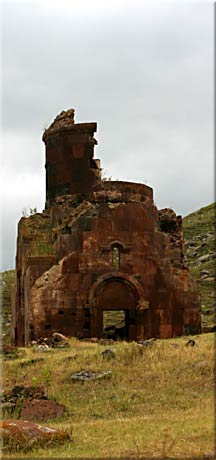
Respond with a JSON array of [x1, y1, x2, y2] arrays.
[[112, 246, 120, 270], [129, 318, 136, 326], [103, 310, 127, 340], [30, 324, 35, 341], [85, 308, 90, 317], [71, 312, 76, 316], [45, 324, 51, 330], [83, 321, 90, 329], [160, 220, 177, 233], [62, 225, 71, 234], [72, 164, 82, 182], [58, 310, 64, 315]]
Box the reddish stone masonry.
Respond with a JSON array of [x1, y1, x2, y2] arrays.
[[11, 109, 201, 346]]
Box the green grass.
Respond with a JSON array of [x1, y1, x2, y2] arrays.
[[183, 202, 216, 328], [0, 270, 15, 344], [2, 334, 214, 458], [183, 202, 215, 239]]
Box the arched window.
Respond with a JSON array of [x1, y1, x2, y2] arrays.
[[112, 246, 120, 270]]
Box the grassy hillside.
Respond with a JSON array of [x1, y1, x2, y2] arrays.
[[183, 202, 215, 329], [2, 334, 214, 458], [0, 270, 15, 344]]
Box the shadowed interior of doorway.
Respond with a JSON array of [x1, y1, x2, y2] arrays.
[[103, 310, 128, 340]]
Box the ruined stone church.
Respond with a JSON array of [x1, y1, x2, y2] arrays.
[[12, 109, 201, 346]]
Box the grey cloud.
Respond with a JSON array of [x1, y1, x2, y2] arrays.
[[1, 1, 213, 271]]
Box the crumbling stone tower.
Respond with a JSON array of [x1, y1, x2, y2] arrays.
[[12, 109, 201, 346]]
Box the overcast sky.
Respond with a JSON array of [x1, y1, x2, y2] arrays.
[[0, 0, 214, 271]]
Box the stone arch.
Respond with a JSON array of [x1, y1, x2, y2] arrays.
[[107, 240, 127, 250], [89, 272, 144, 307], [89, 272, 147, 340]]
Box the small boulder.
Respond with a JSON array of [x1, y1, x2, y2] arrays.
[[52, 332, 68, 342], [170, 343, 180, 349], [2, 385, 47, 404], [20, 357, 45, 367], [37, 344, 50, 352], [197, 254, 211, 264], [64, 354, 78, 362], [90, 337, 99, 343], [200, 270, 210, 278], [52, 332, 70, 347], [1, 419, 72, 451], [101, 349, 116, 360], [188, 241, 196, 247], [186, 339, 196, 347], [137, 338, 156, 347], [70, 370, 111, 381], [20, 399, 65, 421]]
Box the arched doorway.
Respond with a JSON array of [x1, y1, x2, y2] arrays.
[[89, 274, 146, 340]]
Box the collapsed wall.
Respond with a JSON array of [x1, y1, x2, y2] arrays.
[[11, 109, 201, 346]]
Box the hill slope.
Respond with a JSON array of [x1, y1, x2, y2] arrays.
[[0, 270, 15, 344], [183, 202, 215, 330]]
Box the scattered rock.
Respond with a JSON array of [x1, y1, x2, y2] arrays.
[[90, 337, 99, 343], [202, 276, 215, 282], [197, 254, 211, 263], [196, 361, 208, 369], [1, 402, 16, 415], [99, 339, 114, 345], [70, 370, 111, 381], [101, 349, 116, 360], [206, 232, 214, 240], [203, 309, 214, 316], [0, 345, 25, 360], [2, 385, 47, 405], [37, 344, 50, 352], [52, 332, 68, 343], [200, 270, 210, 278], [20, 357, 45, 367], [188, 241, 196, 247], [170, 343, 180, 349], [20, 399, 66, 421], [32, 332, 70, 349], [1, 419, 72, 451], [0, 280, 6, 288], [137, 338, 156, 347], [186, 339, 196, 347], [64, 354, 78, 362]]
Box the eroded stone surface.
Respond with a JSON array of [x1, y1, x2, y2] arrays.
[[12, 109, 201, 346]]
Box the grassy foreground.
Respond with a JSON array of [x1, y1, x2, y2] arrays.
[[2, 333, 215, 458]]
